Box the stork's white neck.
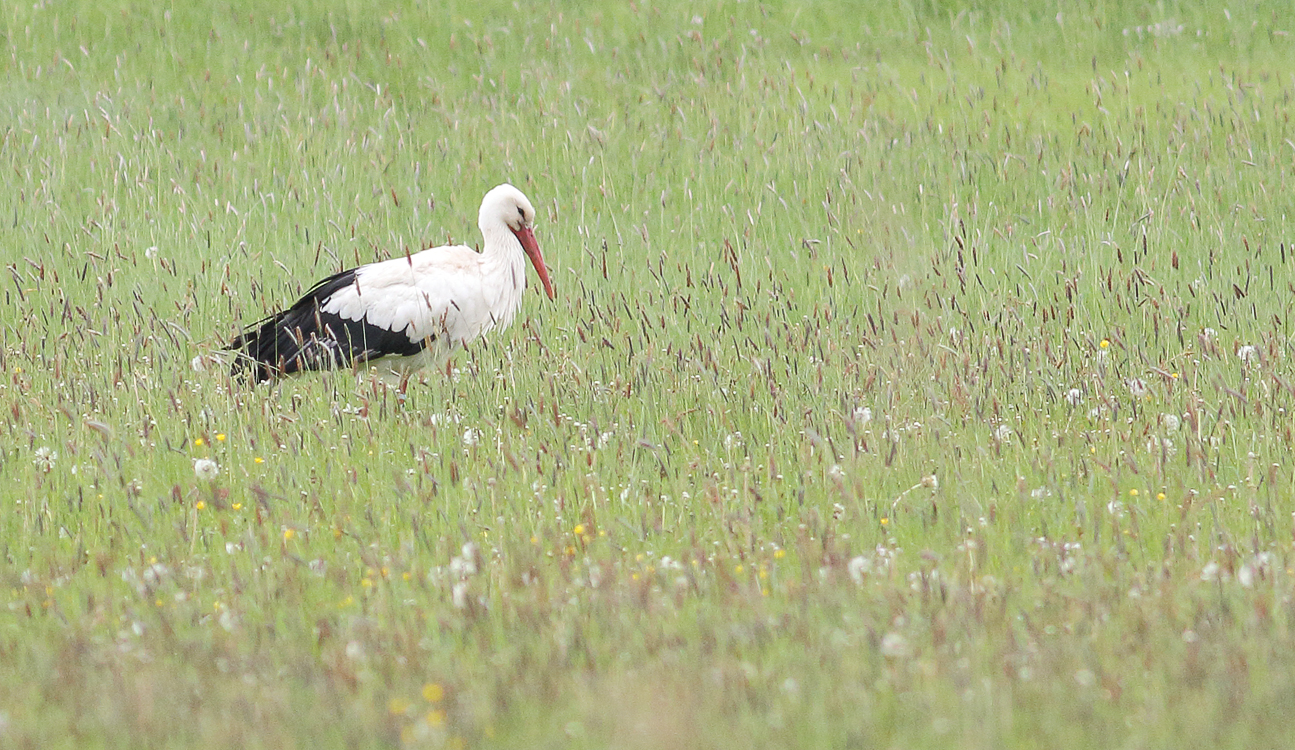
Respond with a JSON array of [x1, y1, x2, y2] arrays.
[[480, 223, 522, 259]]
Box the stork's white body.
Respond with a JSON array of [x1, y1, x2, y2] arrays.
[[320, 235, 529, 374]]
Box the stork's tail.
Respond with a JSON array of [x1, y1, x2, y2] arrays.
[[227, 315, 290, 383]]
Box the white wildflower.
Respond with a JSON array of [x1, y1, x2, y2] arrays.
[[1200, 561, 1221, 582], [449, 542, 478, 578], [1161, 413, 1180, 432], [920, 474, 939, 490], [1064, 388, 1082, 406], [852, 406, 872, 426], [462, 428, 480, 447], [828, 464, 845, 480], [451, 581, 469, 609], [880, 632, 911, 658], [193, 458, 219, 482], [847, 556, 871, 585], [144, 246, 159, 259], [994, 424, 1013, 443], [1237, 345, 1258, 363], [142, 563, 169, 586], [33, 447, 58, 474], [1126, 378, 1149, 398], [659, 557, 684, 571], [1147, 19, 1184, 37], [1202, 327, 1217, 342], [1238, 552, 1273, 588]]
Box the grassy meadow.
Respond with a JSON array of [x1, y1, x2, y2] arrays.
[[5, 0, 1295, 746]]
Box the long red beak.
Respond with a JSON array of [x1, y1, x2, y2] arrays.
[[512, 226, 554, 299]]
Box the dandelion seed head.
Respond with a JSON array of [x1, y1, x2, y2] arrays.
[[193, 458, 219, 482], [847, 556, 871, 584], [450, 543, 478, 578], [880, 632, 911, 658], [451, 581, 469, 609], [33, 447, 58, 473]]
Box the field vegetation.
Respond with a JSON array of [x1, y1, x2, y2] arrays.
[[4, 1, 1295, 747]]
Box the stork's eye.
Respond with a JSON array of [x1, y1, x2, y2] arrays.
[[517, 206, 525, 218]]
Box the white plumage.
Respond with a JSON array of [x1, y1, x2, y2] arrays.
[[229, 183, 554, 384]]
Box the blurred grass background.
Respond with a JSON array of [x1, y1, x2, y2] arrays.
[[4, 1, 1295, 747]]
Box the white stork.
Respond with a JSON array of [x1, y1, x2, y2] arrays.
[[228, 183, 554, 387]]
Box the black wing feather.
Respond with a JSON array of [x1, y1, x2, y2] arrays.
[[228, 268, 432, 382]]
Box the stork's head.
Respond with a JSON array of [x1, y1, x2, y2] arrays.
[[481, 183, 554, 299]]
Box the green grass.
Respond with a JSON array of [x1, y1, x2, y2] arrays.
[[5, 0, 1295, 747]]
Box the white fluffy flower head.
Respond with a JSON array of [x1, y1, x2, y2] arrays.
[[193, 458, 219, 482]]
